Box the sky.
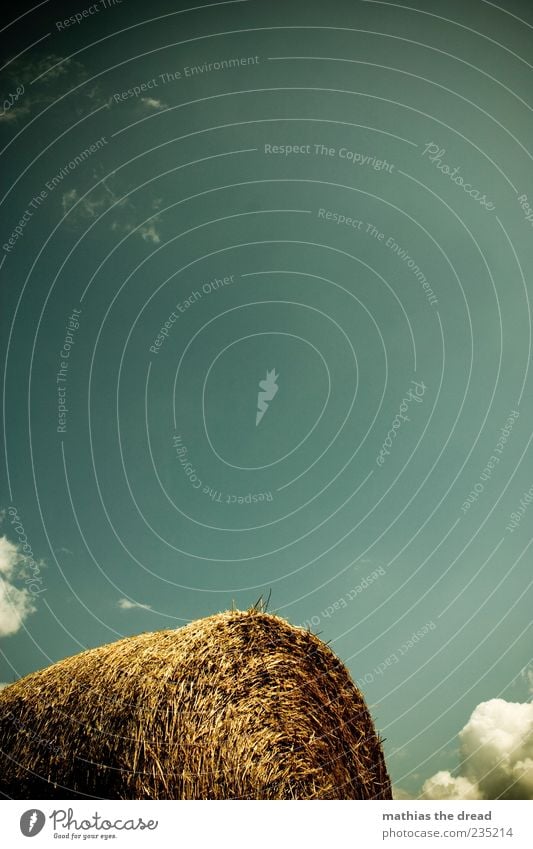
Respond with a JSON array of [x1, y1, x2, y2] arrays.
[[1, 0, 532, 800]]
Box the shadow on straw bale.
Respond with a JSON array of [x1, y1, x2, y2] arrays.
[[0, 608, 392, 799]]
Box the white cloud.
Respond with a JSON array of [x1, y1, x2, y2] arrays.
[[61, 176, 128, 221], [27, 54, 74, 82], [422, 698, 533, 800], [140, 97, 167, 111], [0, 54, 106, 125], [0, 103, 31, 124], [139, 222, 161, 244], [117, 598, 152, 611], [392, 785, 412, 800], [63, 170, 163, 245], [61, 188, 78, 213], [521, 664, 533, 696], [110, 217, 162, 245], [0, 536, 37, 637], [0, 536, 26, 581], [422, 771, 481, 800]]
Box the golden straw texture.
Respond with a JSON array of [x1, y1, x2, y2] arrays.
[[0, 608, 391, 799]]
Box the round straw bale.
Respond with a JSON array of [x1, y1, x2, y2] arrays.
[[0, 608, 391, 799]]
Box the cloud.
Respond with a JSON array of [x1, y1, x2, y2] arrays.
[[62, 187, 120, 220], [24, 54, 75, 83], [0, 54, 106, 125], [392, 785, 412, 800], [422, 698, 533, 800], [117, 598, 152, 611], [0, 100, 31, 124], [139, 222, 161, 244], [61, 173, 128, 220], [0, 536, 37, 637], [140, 97, 167, 111], [62, 170, 163, 245], [110, 216, 161, 244], [521, 664, 533, 696], [421, 771, 481, 800]]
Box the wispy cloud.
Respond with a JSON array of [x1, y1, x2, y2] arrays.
[[62, 169, 163, 245], [117, 598, 152, 611], [0, 54, 106, 125], [521, 663, 533, 696], [61, 181, 127, 221], [140, 222, 161, 244], [1, 51, 171, 128], [140, 97, 167, 111], [110, 217, 162, 245]]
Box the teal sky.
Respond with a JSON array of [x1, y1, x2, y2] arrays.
[[1, 0, 532, 799]]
